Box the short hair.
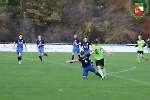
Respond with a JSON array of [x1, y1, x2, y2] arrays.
[[19, 34, 22, 36], [80, 51, 85, 55]]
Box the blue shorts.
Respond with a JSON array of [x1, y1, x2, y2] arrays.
[[16, 48, 23, 54], [38, 48, 44, 54], [84, 50, 90, 55], [82, 65, 95, 76], [72, 48, 80, 54]]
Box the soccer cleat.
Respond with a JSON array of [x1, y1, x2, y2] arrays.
[[101, 76, 104, 80], [104, 76, 107, 79], [83, 77, 88, 80], [45, 53, 48, 56], [146, 58, 148, 62], [18, 60, 22, 64]]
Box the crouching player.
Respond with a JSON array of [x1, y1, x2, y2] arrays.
[[37, 35, 48, 61], [66, 51, 102, 80]]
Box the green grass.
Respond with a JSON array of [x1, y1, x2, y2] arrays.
[[0, 52, 150, 100]]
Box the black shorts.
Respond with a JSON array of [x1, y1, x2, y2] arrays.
[[137, 51, 143, 54], [96, 59, 104, 66]]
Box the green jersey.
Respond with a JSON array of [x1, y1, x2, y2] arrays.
[[137, 40, 145, 51], [92, 45, 103, 60]]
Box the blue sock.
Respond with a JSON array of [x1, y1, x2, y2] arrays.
[[72, 55, 74, 60], [39, 56, 42, 61]]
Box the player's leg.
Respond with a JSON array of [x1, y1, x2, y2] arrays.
[[71, 52, 75, 60], [89, 66, 102, 78], [137, 51, 140, 64], [76, 48, 80, 58], [100, 59, 107, 78], [96, 60, 105, 80], [38, 49, 43, 61], [41, 48, 48, 57], [18, 49, 23, 64], [82, 67, 88, 80], [139, 52, 148, 61]]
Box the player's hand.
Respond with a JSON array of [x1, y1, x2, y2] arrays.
[[25, 47, 27, 51]]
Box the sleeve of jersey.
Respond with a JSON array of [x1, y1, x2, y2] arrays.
[[36, 41, 38, 45], [42, 40, 45, 44], [23, 39, 26, 44], [143, 41, 146, 47], [14, 39, 17, 43]]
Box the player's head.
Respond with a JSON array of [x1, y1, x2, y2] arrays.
[[94, 40, 99, 45], [38, 35, 42, 40], [19, 34, 22, 39], [83, 37, 88, 42], [138, 35, 142, 40], [80, 51, 85, 56], [73, 34, 77, 38]]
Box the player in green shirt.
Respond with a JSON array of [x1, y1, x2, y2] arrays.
[[91, 41, 112, 80], [135, 35, 148, 64]]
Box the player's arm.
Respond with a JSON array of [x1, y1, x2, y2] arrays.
[[142, 43, 146, 47], [80, 42, 84, 51], [66, 59, 79, 63], [101, 48, 112, 56], [23, 40, 27, 50]]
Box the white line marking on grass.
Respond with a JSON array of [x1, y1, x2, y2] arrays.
[[108, 66, 136, 74], [108, 73, 150, 86], [2, 54, 150, 86]]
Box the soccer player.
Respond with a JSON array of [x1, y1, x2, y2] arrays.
[[91, 40, 112, 80], [81, 37, 93, 66], [135, 35, 148, 64], [66, 51, 102, 80], [13, 34, 27, 64], [147, 39, 150, 53], [71, 34, 80, 60], [37, 35, 48, 61], [81, 37, 92, 55]]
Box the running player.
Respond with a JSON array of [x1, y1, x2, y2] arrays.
[[147, 39, 150, 53], [135, 35, 148, 64], [66, 51, 102, 80], [13, 34, 27, 64], [71, 34, 80, 60], [81, 37, 92, 55], [91, 40, 112, 80], [37, 35, 48, 61]]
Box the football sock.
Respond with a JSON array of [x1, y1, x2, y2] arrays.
[[95, 72, 102, 78], [72, 55, 74, 60], [20, 56, 22, 60], [98, 69, 104, 77], [39, 56, 42, 61], [18, 57, 21, 61], [102, 68, 106, 76], [78, 55, 80, 58], [137, 56, 140, 63]]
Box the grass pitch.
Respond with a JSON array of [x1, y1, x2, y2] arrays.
[[0, 52, 149, 100]]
